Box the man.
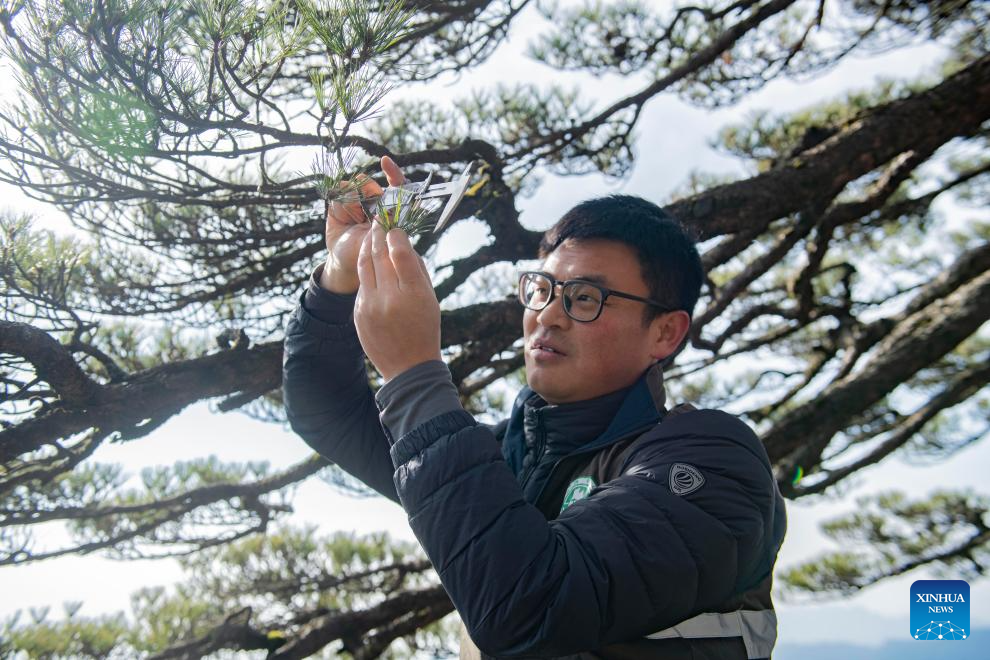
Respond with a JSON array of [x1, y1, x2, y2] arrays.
[[283, 156, 786, 659]]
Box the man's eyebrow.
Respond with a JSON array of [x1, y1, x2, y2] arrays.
[[537, 270, 610, 285], [568, 273, 609, 285]]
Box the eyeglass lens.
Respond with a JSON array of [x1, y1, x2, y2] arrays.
[[519, 273, 604, 322]]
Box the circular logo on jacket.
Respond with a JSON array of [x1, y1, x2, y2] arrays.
[[669, 463, 705, 496], [560, 476, 597, 513]]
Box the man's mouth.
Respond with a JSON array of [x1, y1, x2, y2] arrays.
[[530, 340, 567, 356]]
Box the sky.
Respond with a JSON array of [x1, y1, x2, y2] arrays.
[[2, 3, 988, 658]]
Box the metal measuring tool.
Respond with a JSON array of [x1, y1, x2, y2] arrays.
[[362, 162, 474, 233]]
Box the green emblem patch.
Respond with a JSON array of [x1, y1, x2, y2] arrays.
[[560, 476, 597, 513]]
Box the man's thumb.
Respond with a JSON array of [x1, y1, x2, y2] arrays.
[[381, 156, 407, 187]]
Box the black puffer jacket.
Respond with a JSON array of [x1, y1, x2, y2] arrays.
[[283, 281, 786, 659]]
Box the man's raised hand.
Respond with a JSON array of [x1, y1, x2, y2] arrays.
[[320, 156, 406, 294], [353, 222, 441, 382]]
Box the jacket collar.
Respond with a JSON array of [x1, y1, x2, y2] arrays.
[[501, 364, 667, 474], [521, 385, 630, 458]]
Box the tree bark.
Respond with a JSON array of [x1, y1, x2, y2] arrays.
[[765, 259, 990, 484], [0, 340, 283, 463], [667, 53, 990, 239]]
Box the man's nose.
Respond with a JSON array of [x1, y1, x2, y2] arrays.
[[536, 290, 570, 328]]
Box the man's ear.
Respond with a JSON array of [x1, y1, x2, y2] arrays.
[[649, 310, 691, 361]]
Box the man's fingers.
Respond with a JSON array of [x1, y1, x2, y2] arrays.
[[387, 229, 431, 289], [381, 156, 407, 187], [357, 175, 384, 200], [329, 199, 362, 225], [371, 222, 398, 289], [329, 176, 383, 225], [357, 229, 376, 289]]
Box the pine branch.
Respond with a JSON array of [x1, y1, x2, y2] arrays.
[[0, 321, 102, 406], [767, 255, 990, 483], [1, 455, 324, 565], [148, 607, 280, 659], [791, 362, 990, 497], [511, 0, 801, 167], [0, 341, 283, 465], [666, 52, 990, 239], [268, 585, 451, 660]]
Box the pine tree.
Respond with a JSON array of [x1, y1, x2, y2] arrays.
[[1, 0, 988, 656]]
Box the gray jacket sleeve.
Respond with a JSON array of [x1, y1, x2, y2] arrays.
[[376, 360, 463, 440], [282, 265, 398, 501]]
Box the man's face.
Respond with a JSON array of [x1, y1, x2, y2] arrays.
[[523, 238, 661, 404]]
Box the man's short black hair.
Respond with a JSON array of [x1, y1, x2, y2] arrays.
[[539, 194, 704, 325]]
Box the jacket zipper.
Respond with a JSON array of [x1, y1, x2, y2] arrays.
[[519, 409, 547, 493], [532, 421, 660, 515]]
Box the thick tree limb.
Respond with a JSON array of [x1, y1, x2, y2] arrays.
[[352, 598, 457, 660], [766, 252, 990, 483], [666, 53, 990, 239], [268, 585, 451, 660], [148, 582, 453, 660], [792, 361, 990, 497], [445, 300, 524, 384], [0, 341, 283, 465], [148, 607, 280, 659], [0, 321, 102, 405], [0, 298, 519, 468], [441, 298, 521, 347], [461, 350, 525, 399], [831, 240, 990, 382]]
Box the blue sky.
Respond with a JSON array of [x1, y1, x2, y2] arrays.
[[1, 4, 988, 656]]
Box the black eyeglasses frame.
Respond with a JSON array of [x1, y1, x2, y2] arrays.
[[517, 271, 674, 323]]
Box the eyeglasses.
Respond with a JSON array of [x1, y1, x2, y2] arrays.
[[518, 271, 672, 323]]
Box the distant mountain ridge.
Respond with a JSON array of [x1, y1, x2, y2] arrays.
[[775, 628, 987, 660]]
